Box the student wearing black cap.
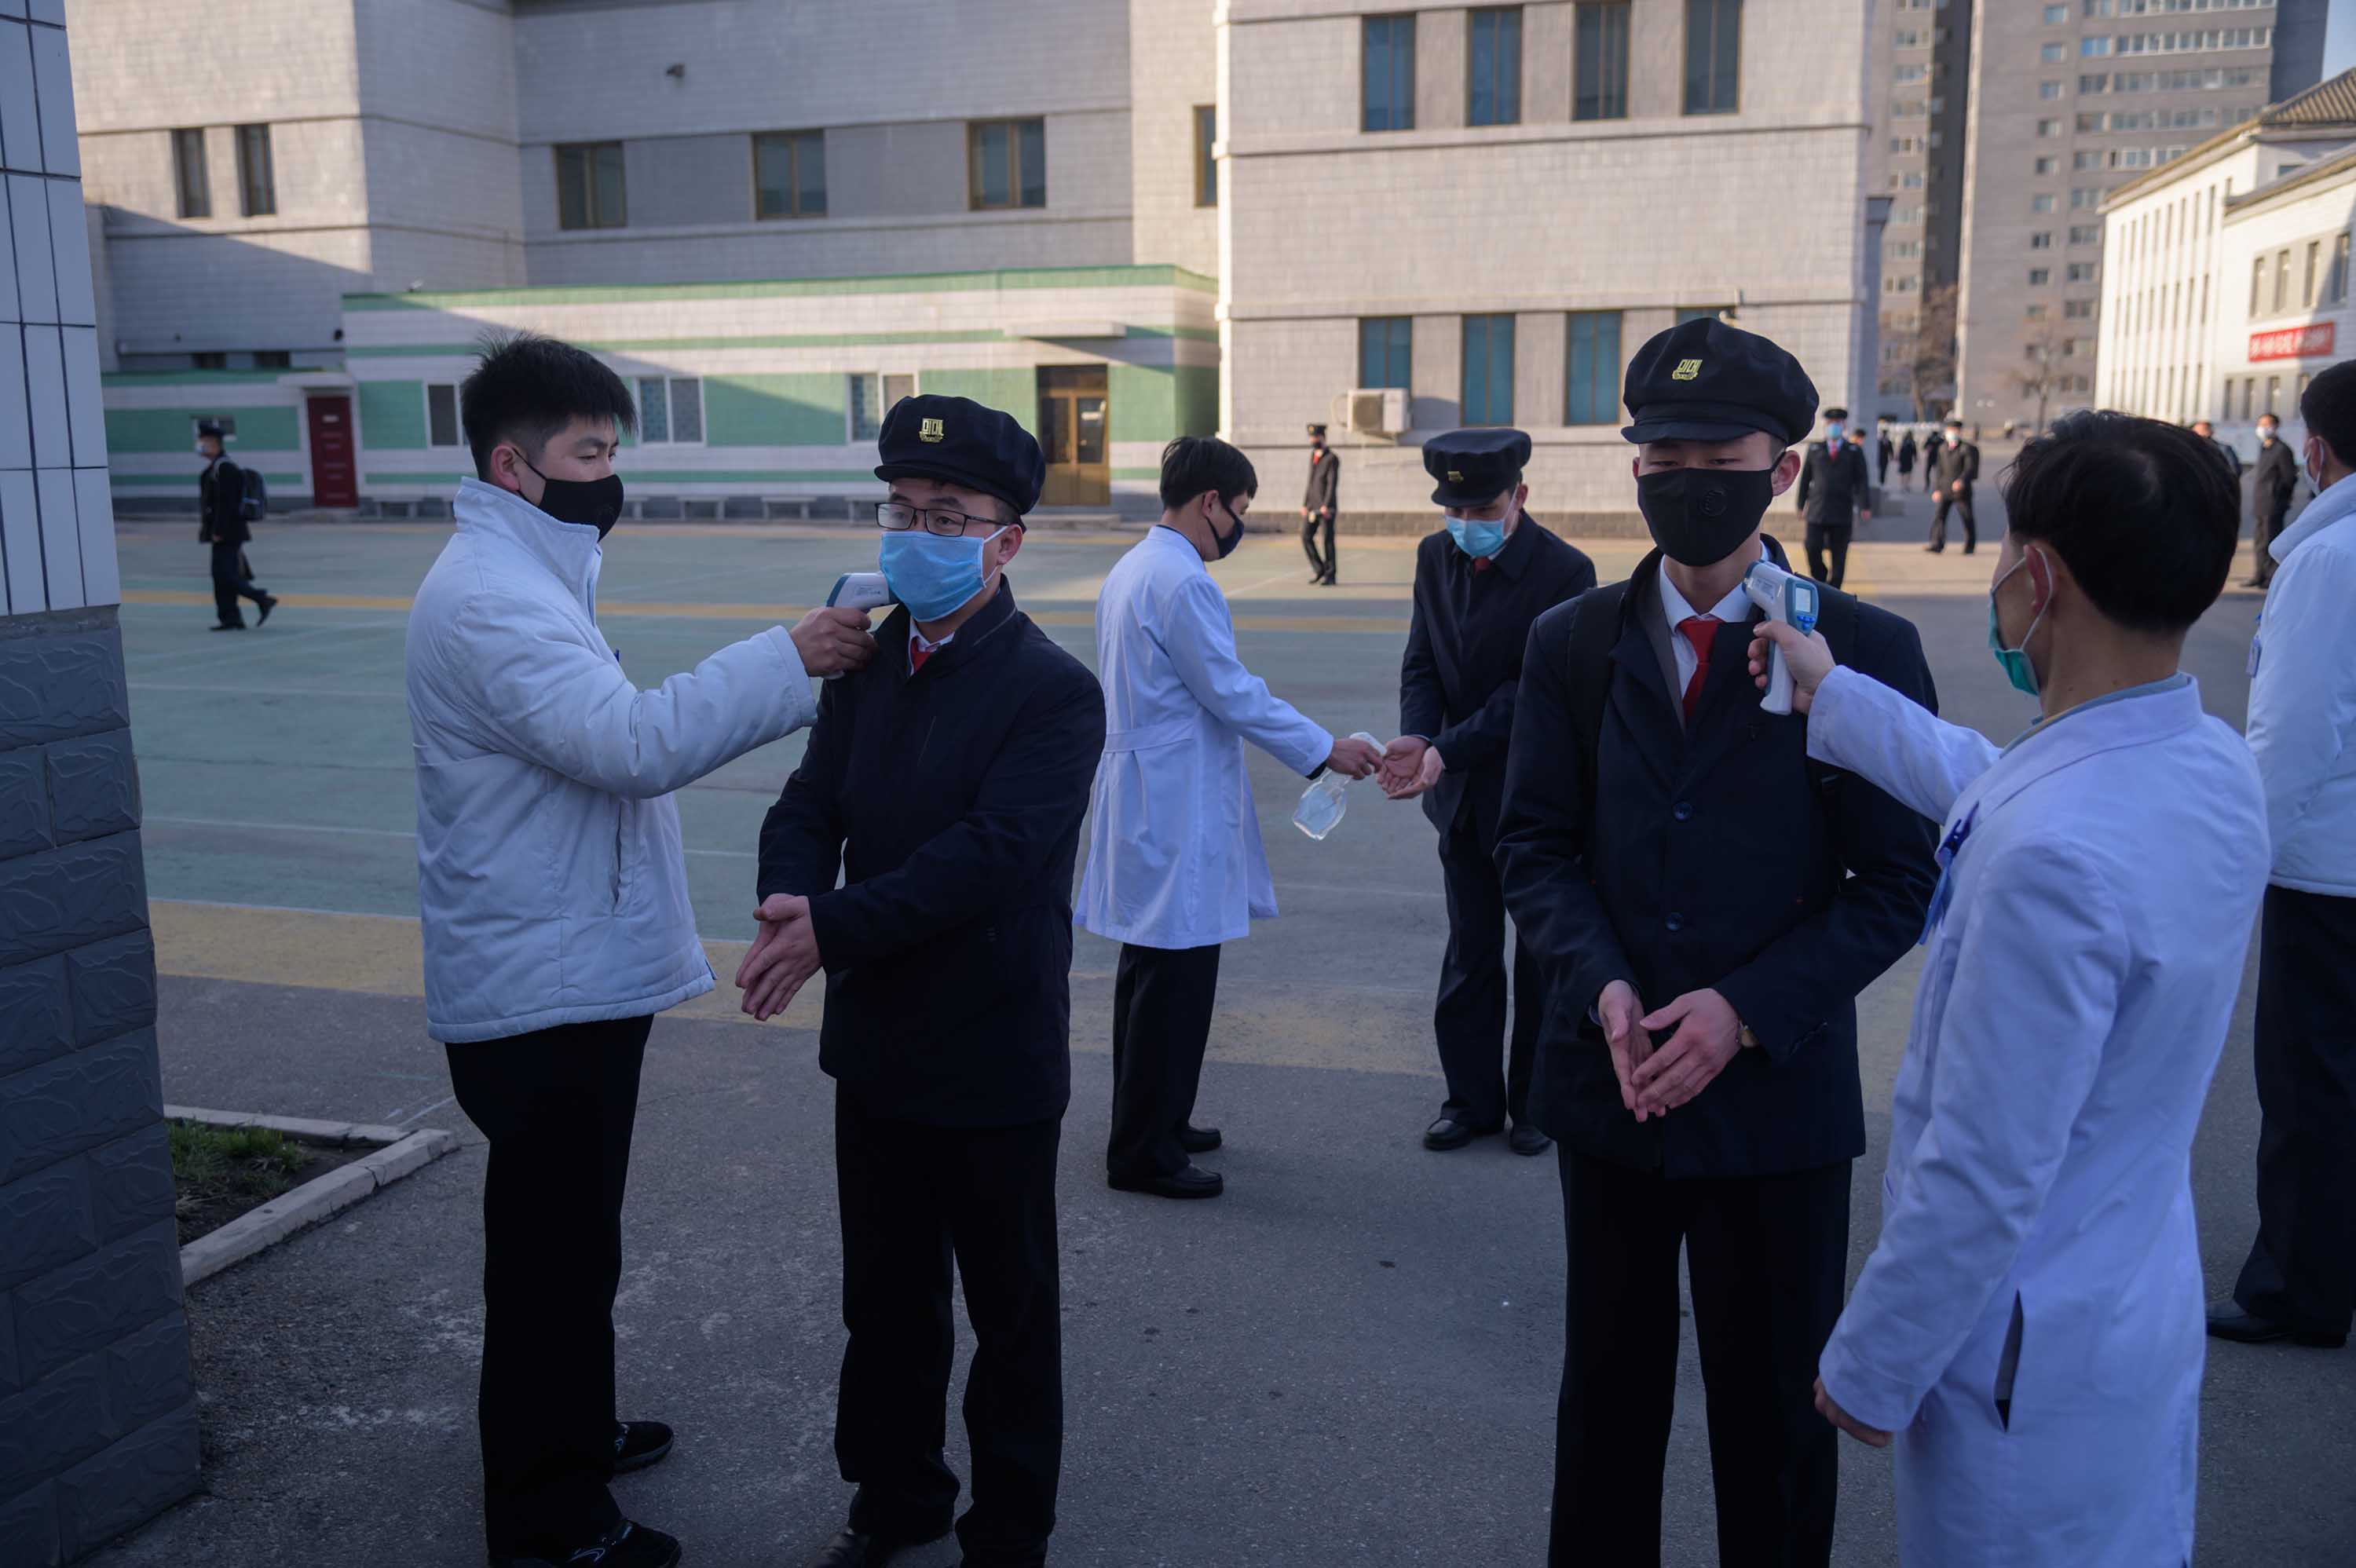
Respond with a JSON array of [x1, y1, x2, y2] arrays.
[[195, 418, 278, 629], [1379, 428, 1595, 1154], [741, 394, 1107, 1568], [1494, 318, 1939, 1566], [1301, 422, 1341, 584], [1795, 406, 1872, 589]]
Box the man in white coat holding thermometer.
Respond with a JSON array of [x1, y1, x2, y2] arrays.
[[1751, 412, 2269, 1566], [1078, 437, 1381, 1200]]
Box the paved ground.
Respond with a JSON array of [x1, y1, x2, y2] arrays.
[[88, 495, 2356, 1566]]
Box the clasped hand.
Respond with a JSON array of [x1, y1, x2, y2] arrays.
[[1375, 736, 1443, 800], [736, 893, 822, 1021], [1597, 980, 1746, 1120]]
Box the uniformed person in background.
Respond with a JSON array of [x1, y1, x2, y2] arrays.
[[741, 394, 1107, 1568], [1301, 422, 1341, 585], [196, 418, 278, 630], [1926, 416, 1979, 554], [1795, 407, 1872, 590], [1875, 418, 1895, 489], [1380, 429, 1596, 1155], [2247, 409, 2299, 587], [1494, 318, 1940, 1567]]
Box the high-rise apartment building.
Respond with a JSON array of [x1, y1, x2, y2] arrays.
[[1953, 0, 2328, 433], [1874, 0, 1973, 418]]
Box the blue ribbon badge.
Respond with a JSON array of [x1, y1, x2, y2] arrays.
[[1919, 804, 1978, 947]]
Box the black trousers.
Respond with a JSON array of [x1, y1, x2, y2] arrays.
[[208, 539, 267, 624], [1927, 491, 1976, 552], [444, 1014, 652, 1556], [1301, 510, 1336, 579], [1802, 524, 1850, 590], [2233, 885, 2356, 1336], [1550, 1150, 1849, 1568], [835, 1093, 1063, 1568], [1434, 821, 1539, 1128], [2252, 503, 2292, 586], [1107, 941, 1221, 1179]]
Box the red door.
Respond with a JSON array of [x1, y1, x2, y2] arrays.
[[307, 395, 358, 508]]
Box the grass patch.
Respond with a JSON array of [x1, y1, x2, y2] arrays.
[[169, 1121, 324, 1247]]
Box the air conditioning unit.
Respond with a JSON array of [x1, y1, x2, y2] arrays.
[[1344, 387, 1408, 437]]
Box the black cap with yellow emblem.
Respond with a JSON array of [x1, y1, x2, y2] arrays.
[[1422, 428, 1531, 506], [1619, 318, 1818, 448], [873, 393, 1046, 515]]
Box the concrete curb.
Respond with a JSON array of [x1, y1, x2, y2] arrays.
[[167, 1106, 460, 1288]]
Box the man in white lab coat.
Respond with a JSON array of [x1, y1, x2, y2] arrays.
[[1751, 412, 2270, 1565], [2213, 358, 2356, 1351], [1077, 437, 1381, 1199]]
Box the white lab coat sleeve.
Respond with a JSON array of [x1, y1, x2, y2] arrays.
[[1160, 573, 1333, 776], [2246, 545, 2356, 858], [1816, 837, 2128, 1434], [1807, 664, 2001, 826], [441, 587, 818, 799]]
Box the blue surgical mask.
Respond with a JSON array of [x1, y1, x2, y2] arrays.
[[1444, 514, 1508, 559], [1825, 422, 1845, 443], [1986, 548, 2051, 697], [880, 526, 1006, 622]]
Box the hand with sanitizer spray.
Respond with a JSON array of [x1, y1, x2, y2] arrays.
[[1293, 732, 1385, 839]]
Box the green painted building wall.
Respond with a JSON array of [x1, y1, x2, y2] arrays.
[[358, 379, 429, 449], [920, 369, 1038, 434], [103, 404, 300, 455], [702, 374, 846, 447]]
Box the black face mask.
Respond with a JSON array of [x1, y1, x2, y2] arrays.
[[519, 455, 625, 538], [1211, 499, 1246, 560], [1634, 466, 1776, 568]]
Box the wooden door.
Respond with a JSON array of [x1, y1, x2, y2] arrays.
[[306, 395, 358, 508], [1035, 366, 1109, 506]]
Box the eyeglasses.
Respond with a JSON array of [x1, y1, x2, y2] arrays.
[[875, 501, 997, 537]]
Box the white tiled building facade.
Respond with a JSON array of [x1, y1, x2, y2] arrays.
[[68, 0, 1888, 526]]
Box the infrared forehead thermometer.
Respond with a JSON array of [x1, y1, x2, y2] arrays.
[[820, 572, 893, 680], [1743, 559, 1820, 717]]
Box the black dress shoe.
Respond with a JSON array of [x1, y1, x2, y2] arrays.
[[1108, 1163, 1224, 1199], [1422, 1113, 1503, 1151], [494, 1518, 681, 1568], [612, 1419, 673, 1474], [2208, 1301, 2348, 1347], [1179, 1123, 1221, 1153], [256, 594, 278, 625], [1508, 1124, 1552, 1157], [209, 620, 247, 630], [807, 1528, 945, 1568]]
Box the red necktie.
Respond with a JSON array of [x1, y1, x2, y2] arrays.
[[1472, 556, 1493, 576], [909, 637, 932, 674], [1678, 616, 1720, 722]]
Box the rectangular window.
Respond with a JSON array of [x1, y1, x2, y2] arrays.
[[1468, 8, 1523, 126], [2037, 119, 2064, 137], [235, 124, 275, 217], [253, 349, 291, 369], [634, 376, 703, 445], [2043, 2, 2067, 19], [2069, 224, 2102, 244], [1359, 316, 1413, 389], [968, 119, 1047, 209], [2274, 247, 2289, 311], [2032, 193, 2058, 213], [1462, 314, 1516, 426], [2304, 239, 2321, 306], [2040, 81, 2065, 100], [1685, 0, 1741, 115], [1895, 63, 1928, 83], [1564, 311, 1622, 426], [849, 374, 885, 442], [556, 141, 627, 230], [753, 130, 826, 220], [1575, 2, 1631, 121], [1676, 305, 1732, 324], [2070, 186, 2105, 208], [2251, 256, 2266, 315], [2081, 36, 2113, 56], [2042, 42, 2066, 61], [1363, 15, 1418, 132], [2067, 261, 2098, 283], [2029, 268, 2051, 286], [2266, 375, 2281, 416], [2036, 156, 2059, 175], [2030, 232, 2054, 249], [2329, 232, 2351, 307], [1193, 105, 1217, 207], [173, 128, 211, 220], [426, 383, 462, 448]]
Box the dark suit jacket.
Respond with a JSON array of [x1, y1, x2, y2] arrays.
[[1302, 449, 1341, 514], [756, 579, 1107, 1128], [2253, 436, 2299, 517], [1494, 539, 1940, 1178], [1796, 440, 1871, 528], [1932, 439, 1979, 495], [198, 457, 250, 546], [1399, 515, 1597, 845]]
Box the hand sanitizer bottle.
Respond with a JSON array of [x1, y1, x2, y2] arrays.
[[1293, 732, 1381, 840]]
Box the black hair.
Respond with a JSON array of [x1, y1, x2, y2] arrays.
[[459, 330, 637, 481], [2000, 411, 2237, 635], [1158, 435, 1258, 512], [2299, 360, 2356, 469]]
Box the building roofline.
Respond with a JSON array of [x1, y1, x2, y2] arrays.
[[343, 263, 1220, 311], [2225, 142, 2356, 218]]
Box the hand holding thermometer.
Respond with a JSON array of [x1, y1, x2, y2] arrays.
[[1742, 559, 1820, 717], [821, 572, 893, 679]]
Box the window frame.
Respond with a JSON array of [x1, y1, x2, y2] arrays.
[[173, 128, 211, 221], [1358, 316, 1413, 390], [967, 118, 1048, 210], [1564, 310, 1622, 427], [1363, 14, 1418, 133], [1467, 7, 1524, 127], [752, 129, 828, 221], [1683, 0, 1742, 116], [425, 382, 463, 450], [1461, 313, 1516, 427], [1193, 104, 1217, 207], [555, 141, 627, 231], [632, 375, 704, 448], [1575, 1, 1632, 122], [234, 124, 276, 218]]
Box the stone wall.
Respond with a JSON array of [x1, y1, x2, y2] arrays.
[[1, 2, 196, 1560]]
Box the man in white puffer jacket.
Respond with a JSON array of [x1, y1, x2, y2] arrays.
[[405, 332, 875, 1568], [2212, 357, 2356, 1357]]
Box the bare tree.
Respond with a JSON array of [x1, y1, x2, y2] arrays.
[[1895, 283, 1959, 421], [2006, 317, 2072, 437]]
